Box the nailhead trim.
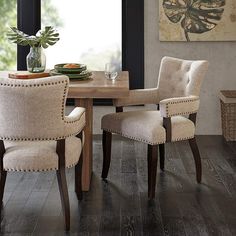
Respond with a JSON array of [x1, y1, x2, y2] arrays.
[[172, 135, 195, 142], [3, 132, 84, 172], [166, 97, 199, 105], [165, 98, 199, 117], [61, 80, 68, 121], [0, 79, 68, 123], [102, 130, 194, 144], [165, 110, 198, 118], [0, 80, 66, 87], [0, 125, 85, 141], [65, 119, 83, 124], [0, 128, 84, 141], [102, 128, 165, 145], [64, 112, 85, 124], [4, 161, 79, 172], [0, 79, 85, 141]]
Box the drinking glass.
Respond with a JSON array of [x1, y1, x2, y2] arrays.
[[105, 63, 118, 80]]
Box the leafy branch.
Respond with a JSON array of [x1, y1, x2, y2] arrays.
[[7, 26, 59, 48]]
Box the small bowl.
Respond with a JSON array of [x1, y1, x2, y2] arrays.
[[54, 63, 87, 74]]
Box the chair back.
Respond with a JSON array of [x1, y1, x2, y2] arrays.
[[157, 57, 209, 101], [0, 75, 69, 141]]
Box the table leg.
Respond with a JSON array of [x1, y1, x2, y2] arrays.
[[75, 98, 93, 191]]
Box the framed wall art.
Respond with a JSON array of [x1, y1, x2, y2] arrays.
[[159, 0, 236, 41]]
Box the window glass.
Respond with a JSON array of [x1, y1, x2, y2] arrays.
[[0, 0, 17, 70], [41, 0, 121, 70]]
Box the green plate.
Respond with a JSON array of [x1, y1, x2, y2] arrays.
[[54, 63, 87, 74], [50, 69, 92, 80]]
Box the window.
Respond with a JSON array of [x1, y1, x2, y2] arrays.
[[0, 0, 17, 70], [16, 0, 144, 93], [41, 0, 122, 71]]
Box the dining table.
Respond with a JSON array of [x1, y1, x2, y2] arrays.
[[0, 71, 130, 191]]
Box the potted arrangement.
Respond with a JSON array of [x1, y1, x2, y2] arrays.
[[7, 26, 59, 73]]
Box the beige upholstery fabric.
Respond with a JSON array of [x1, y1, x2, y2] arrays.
[[3, 136, 82, 171], [0, 75, 85, 172], [171, 116, 195, 142], [102, 111, 166, 144], [114, 57, 208, 107], [102, 111, 195, 144], [102, 57, 208, 145], [160, 95, 200, 118], [64, 107, 86, 138], [0, 76, 85, 141], [113, 88, 159, 107], [157, 57, 209, 101]]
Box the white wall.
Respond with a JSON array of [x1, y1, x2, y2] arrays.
[[70, 0, 236, 135]]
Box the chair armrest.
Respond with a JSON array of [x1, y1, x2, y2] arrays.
[[113, 88, 159, 107], [64, 107, 86, 137], [160, 96, 200, 118]]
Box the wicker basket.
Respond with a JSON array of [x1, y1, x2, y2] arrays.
[[219, 90, 236, 141]]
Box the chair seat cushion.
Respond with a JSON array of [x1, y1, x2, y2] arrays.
[[3, 136, 82, 172], [102, 111, 166, 145], [101, 111, 195, 144]]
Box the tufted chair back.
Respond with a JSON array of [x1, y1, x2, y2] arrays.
[[0, 75, 69, 141], [157, 57, 209, 101]]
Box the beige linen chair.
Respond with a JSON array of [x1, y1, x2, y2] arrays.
[[101, 56, 209, 199], [0, 75, 85, 231]]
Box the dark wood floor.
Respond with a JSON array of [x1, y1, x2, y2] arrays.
[[0, 135, 235, 235]]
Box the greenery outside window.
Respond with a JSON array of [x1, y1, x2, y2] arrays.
[[41, 0, 122, 71], [0, 0, 17, 70]]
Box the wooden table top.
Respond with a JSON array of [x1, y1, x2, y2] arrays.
[[68, 71, 129, 98], [0, 71, 130, 99]]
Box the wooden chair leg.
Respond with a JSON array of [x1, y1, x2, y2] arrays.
[[159, 144, 165, 171], [188, 137, 202, 183], [75, 152, 83, 201], [57, 169, 70, 231], [0, 170, 7, 209], [0, 140, 6, 210], [101, 131, 112, 179], [147, 145, 158, 199]]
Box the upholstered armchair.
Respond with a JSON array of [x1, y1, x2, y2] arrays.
[[0, 75, 85, 231], [101, 56, 209, 199]]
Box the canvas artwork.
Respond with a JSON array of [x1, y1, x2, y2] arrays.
[[159, 0, 236, 41]]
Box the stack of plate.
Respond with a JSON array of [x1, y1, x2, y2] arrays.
[[50, 63, 92, 80]]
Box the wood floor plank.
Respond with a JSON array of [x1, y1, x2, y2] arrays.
[[121, 215, 142, 236], [10, 191, 49, 234], [0, 135, 235, 235], [198, 136, 235, 160], [210, 158, 236, 196], [140, 193, 164, 236], [121, 139, 137, 174], [176, 193, 209, 236], [32, 216, 64, 235], [71, 215, 100, 235], [158, 193, 182, 218], [227, 141, 236, 154], [196, 194, 233, 236], [99, 215, 120, 236], [162, 217, 186, 236], [200, 159, 230, 196], [32, 172, 55, 192]]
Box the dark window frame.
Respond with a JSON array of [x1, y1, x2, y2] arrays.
[[17, 0, 41, 70], [17, 0, 144, 105]]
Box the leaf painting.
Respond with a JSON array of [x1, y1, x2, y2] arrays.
[[162, 0, 226, 41]]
